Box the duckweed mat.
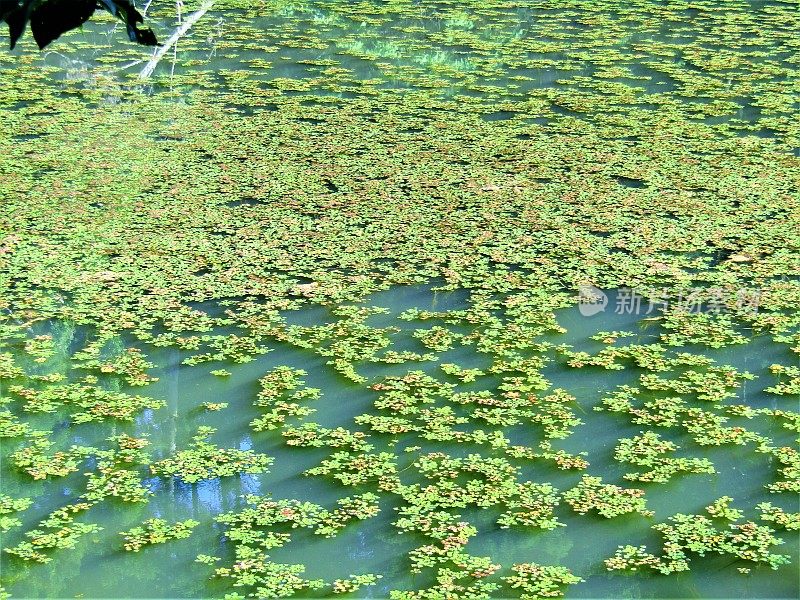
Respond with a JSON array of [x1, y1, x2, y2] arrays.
[[0, 0, 798, 598]]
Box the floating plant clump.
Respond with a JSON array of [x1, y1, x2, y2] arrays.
[[563, 475, 653, 519], [0, 495, 33, 532], [206, 494, 383, 597], [120, 518, 200, 552], [250, 366, 320, 431], [10, 431, 95, 480], [4, 503, 101, 563], [604, 500, 791, 574], [0, 0, 798, 597], [83, 434, 153, 503], [8, 382, 165, 423], [0, 409, 30, 438], [150, 427, 272, 483], [502, 563, 583, 599], [614, 431, 716, 483], [758, 503, 800, 531]]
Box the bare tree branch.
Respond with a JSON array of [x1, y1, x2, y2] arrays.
[[138, 0, 213, 79]]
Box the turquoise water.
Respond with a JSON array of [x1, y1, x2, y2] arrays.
[[1, 284, 797, 598]]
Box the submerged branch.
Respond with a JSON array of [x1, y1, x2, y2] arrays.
[[138, 0, 215, 79]]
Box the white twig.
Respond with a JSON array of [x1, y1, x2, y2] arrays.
[[119, 59, 145, 69], [139, 0, 215, 79]]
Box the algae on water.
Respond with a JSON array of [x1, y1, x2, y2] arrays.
[[0, 0, 798, 598]]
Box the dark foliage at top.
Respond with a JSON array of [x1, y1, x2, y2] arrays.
[[1, 0, 157, 49]]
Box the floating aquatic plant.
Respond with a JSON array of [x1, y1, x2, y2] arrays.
[[705, 496, 744, 521], [497, 482, 563, 530], [414, 326, 460, 352], [0, 494, 33, 532], [83, 434, 152, 502], [614, 431, 715, 483], [120, 518, 199, 552], [23, 335, 55, 363], [74, 345, 158, 386], [766, 364, 800, 396], [1, 0, 800, 596], [0, 353, 24, 379], [502, 563, 583, 599], [181, 334, 271, 366], [203, 401, 229, 411], [209, 492, 381, 597], [605, 511, 790, 574], [331, 573, 382, 594], [389, 566, 500, 599], [0, 409, 31, 438], [305, 450, 399, 490], [11, 431, 95, 480], [758, 503, 800, 531], [8, 382, 164, 423], [440, 363, 485, 383], [283, 423, 373, 452], [563, 475, 653, 519], [151, 427, 272, 483], [250, 366, 319, 431], [4, 502, 101, 563]]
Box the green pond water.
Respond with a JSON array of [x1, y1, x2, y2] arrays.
[[1, 286, 798, 598], [1, 0, 799, 598]]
